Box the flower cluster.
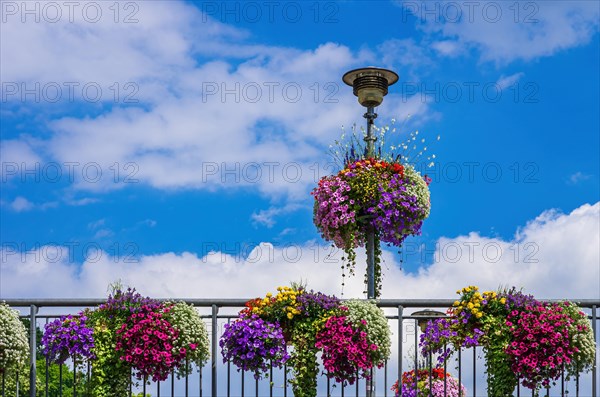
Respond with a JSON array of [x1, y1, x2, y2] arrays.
[[0, 302, 29, 374], [557, 301, 596, 377], [116, 305, 184, 382], [505, 302, 577, 388], [164, 301, 211, 378], [315, 316, 374, 384], [312, 158, 430, 293], [419, 286, 597, 395], [42, 314, 95, 364], [222, 285, 391, 397], [40, 286, 210, 393], [344, 300, 391, 366], [98, 287, 162, 319], [392, 368, 466, 397], [220, 315, 289, 379]]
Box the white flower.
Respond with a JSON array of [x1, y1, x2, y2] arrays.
[[345, 300, 391, 365], [164, 301, 210, 378], [0, 302, 29, 373]]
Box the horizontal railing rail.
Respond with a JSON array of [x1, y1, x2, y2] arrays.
[[2, 298, 598, 397]]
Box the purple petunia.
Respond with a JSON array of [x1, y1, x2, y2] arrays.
[[220, 315, 289, 380], [42, 313, 95, 364]]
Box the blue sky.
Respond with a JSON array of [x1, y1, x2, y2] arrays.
[[1, 0, 599, 300]]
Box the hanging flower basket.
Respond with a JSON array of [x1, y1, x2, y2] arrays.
[[221, 284, 391, 397], [392, 368, 467, 397], [312, 157, 431, 291], [0, 302, 29, 375], [419, 286, 597, 396]]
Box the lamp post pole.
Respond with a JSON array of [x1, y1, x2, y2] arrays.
[[343, 67, 399, 397], [364, 106, 377, 300], [364, 106, 377, 397]]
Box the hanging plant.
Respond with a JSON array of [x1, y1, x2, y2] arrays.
[[0, 302, 29, 375], [419, 286, 597, 396], [221, 284, 391, 397], [312, 121, 436, 295]]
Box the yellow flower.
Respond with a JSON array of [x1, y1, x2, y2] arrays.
[[453, 300, 460, 306], [467, 302, 474, 309], [476, 312, 483, 318], [500, 298, 506, 304], [287, 312, 293, 319]]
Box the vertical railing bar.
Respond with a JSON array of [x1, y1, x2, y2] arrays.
[[2, 371, 5, 397], [45, 317, 50, 397], [429, 350, 432, 394], [86, 360, 90, 397], [241, 370, 245, 397], [16, 371, 19, 397], [45, 352, 49, 396], [414, 319, 417, 395], [199, 361, 203, 397], [128, 368, 132, 397], [341, 379, 344, 397], [398, 306, 403, 393], [269, 360, 273, 397], [255, 374, 259, 397], [592, 305, 597, 397], [73, 357, 77, 397], [142, 375, 146, 397], [283, 363, 287, 397], [59, 364, 63, 397], [227, 322, 231, 397], [457, 349, 461, 397], [211, 305, 218, 397], [157, 379, 160, 397], [443, 344, 447, 397], [517, 376, 520, 397], [576, 371, 579, 397], [356, 369, 359, 396], [171, 369, 175, 397], [185, 357, 189, 397], [561, 369, 564, 397], [29, 305, 37, 397], [384, 359, 388, 397], [327, 373, 330, 397], [472, 348, 476, 397]]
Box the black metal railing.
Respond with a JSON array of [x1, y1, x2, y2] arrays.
[[2, 298, 598, 397]]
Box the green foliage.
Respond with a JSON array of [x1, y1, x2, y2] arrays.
[[288, 320, 319, 397], [88, 321, 130, 397], [1, 359, 88, 397]]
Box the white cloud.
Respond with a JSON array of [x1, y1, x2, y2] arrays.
[[401, 0, 600, 64], [430, 40, 463, 57], [495, 72, 524, 90], [0, 139, 43, 181], [251, 204, 303, 228], [2, 202, 598, 300], [1, 1, 431, 201], [568, 171, 593, 185], [9, 196, 34, 212]]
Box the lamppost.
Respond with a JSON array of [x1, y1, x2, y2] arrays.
[[342, 66, 399, 300], [412, 309, 447, 333], [342, 66, 399, 397], [412, 309, 447, 392]]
